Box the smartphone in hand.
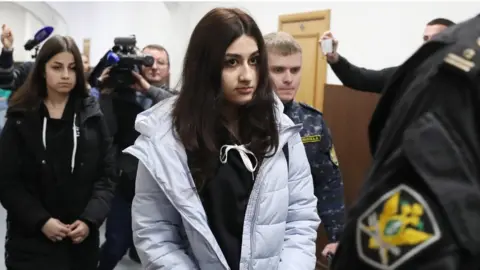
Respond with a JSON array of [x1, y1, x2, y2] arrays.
[[321, 38, 333, 54]]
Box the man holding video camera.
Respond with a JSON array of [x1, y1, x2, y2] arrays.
[[96, 42, 176, 270]]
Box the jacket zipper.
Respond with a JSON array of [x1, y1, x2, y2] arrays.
[[247, 163, 266, 270]]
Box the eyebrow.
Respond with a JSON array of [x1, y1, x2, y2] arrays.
[[53, 61, 75, 65], [271, 65, 301, 68], [225, 51, 259, 57]]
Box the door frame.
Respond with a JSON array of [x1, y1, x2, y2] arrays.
[[278, 9, 331, 111], [278, 9, 331, 28]]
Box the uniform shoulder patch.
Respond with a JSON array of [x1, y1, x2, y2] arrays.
[[299, 102, 323, 115], [356, 184, 441, 270], [301, 135, 321, 143]]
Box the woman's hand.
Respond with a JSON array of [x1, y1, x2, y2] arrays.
[[68, 220, 90, 244], [41, 218, 71, 242]]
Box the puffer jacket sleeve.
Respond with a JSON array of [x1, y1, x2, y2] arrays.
[[278, 133, 321, 270], [125, 136, 199, 270]]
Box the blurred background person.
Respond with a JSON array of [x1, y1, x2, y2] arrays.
[[95, 43, 176, 270], [320, 18, 455, 94], [82, 53, 90, 73]]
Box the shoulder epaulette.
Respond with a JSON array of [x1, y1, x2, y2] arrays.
[[442, 36, 480, 80], [299, 102, 323, 115]]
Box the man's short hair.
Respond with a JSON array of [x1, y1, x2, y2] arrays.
[[142, 44, 170, 66], [427, 18, 455, 27], [263, 31, 302, 56]]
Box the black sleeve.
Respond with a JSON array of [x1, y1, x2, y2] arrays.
[[329, 55, 397, 93], [0, 118, 51, 233], [0, 49, 33, 91], [79, 115, 117, 228], [98, 94, 118, 138]]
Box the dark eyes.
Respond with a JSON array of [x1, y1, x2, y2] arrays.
[[52, 66, 75, 70], [224, 56, 259, 67], [226, 59, 238, 66], [272, 67, 300, 74], [290, 67, 300, 74]]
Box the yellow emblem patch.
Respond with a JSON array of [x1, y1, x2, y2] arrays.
[[330, 146, 339, 166], [356, 184, 441, 270], [301, 135, 321, 144]]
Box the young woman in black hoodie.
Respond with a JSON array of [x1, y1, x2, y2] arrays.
[[0, 35, 116, 270]]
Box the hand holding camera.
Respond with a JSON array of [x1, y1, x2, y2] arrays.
[[131, 71, 151, 93], [320, 31, 339, 64], [98, 67, 112, 84]]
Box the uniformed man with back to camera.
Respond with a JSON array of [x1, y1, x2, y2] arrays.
[[330, 13, 480, 270]]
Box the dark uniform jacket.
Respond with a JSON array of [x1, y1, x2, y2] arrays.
[[284, 101, 345, 242], [0, 95, 117, 269], [330, 14, 480, 270]]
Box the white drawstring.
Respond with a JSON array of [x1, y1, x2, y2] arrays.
[[71, 113, 78, 173], [42, 113, 78, 173], [220, 144, 258, 180], [42, 116, 47, 149]]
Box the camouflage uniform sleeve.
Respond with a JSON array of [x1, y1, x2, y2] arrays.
[[315, 117, 346, 242]]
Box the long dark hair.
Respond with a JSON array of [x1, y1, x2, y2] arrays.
[[9, 35, 88, 110], [172, 8, 279, 190]]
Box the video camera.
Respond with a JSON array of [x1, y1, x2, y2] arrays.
[[95, 35, 154, 89]]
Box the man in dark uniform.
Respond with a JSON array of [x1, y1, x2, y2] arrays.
[[264, 31, 346, 256], [320, 18, 455, 94], [330, 13, 480, 270]]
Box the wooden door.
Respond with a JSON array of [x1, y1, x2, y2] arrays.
[[83, 38, 91, 60], [278, 10, 330, 111]]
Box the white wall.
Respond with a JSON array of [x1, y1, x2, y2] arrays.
[[0, 2, 65, 62], [171, 1, 480, 84], [47, 1, 188, 89], [12, 1, 480, 87]]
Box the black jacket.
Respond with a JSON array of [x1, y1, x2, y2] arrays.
[[330, 55, 398, 94], [0, 95, 117, 270], [0, 48, 33, 91], [100, 85, 174, 202], [331, 14, 480, 270]]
